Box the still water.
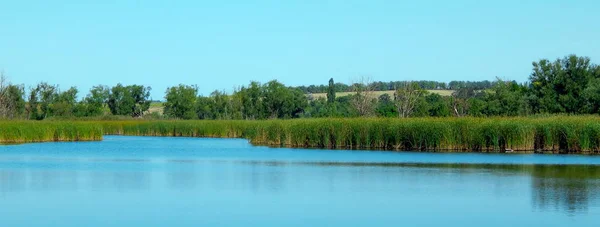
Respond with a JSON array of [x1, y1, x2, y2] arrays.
[[1, 136, 600, 226]]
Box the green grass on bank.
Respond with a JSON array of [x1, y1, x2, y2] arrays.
[[0, 121, 103, 144], [2, 116, 600, 153]]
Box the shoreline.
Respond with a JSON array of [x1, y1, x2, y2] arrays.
[[2, 116, 600, 154]]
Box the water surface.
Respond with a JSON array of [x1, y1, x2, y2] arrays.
[[1, 136, 600, 226]]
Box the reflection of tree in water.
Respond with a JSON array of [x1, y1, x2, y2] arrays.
[[531, 165, 600, 214], [0, 170, 26, 195], [90, 170, 151, 191]]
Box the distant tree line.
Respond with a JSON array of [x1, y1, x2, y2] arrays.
[[1, 54, 599, 120], [295, 80, 495, 93], [0, 78, 152, 119]]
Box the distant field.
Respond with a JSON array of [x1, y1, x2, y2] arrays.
[[148, 102, 163, 114], [310, 90, 454, 99]]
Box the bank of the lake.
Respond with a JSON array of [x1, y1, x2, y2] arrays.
[[0, 121, 103, 144], [2, 116, 600, 153]]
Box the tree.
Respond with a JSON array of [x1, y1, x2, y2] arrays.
[[583, 77, 600, 113], [107, 84, 151, 117], [394, 82, 426, 118], [211, 90, 232, 119], [425, 93, 451, 117], [262, 80, 307, 119], [482, 79, 528, 116], [375, 93, 397, 117], [529, 55, 600, 114], [80, 85, 109, 117], [0, 73, 25, 118], [350, 76, 375, 116], [164, 84, 198, 119], [50, 87, 78, 117], [327, 78, 336, 103], [239, 81, 264, 120], [195, 96, 215, 119], [450, 87, 480, 117], [27, 82, 58, 120], [0, 72, 10, 117], [130, 85, 152, 117]]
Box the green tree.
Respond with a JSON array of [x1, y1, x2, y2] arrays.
[[262, 80, 307, 119], [51, 87, 78, 117], [529, 55, 600, 114], [28, 82, 57, 120], [164, 84, 198, 119], [394, 82, 426, 118], [210, 90, 232, 119], [350, 77, 375, 116], [195, 96, 215, 119], [327, 78, 336, 103], [80, 85, 109, 117], [583, 77, 600, 113], [450, 87, 480, 117], [0, 73, 25, 118], [375, 94, 396, 117], [108, 84, 151, 117], [239, 81, 264, 119], [482, 80, 528, 116], [425, 93, 451, 117]]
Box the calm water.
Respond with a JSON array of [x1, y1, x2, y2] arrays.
[[1, 136, 600, 227]]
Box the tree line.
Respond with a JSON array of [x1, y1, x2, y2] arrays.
[[1, 54, 599, 120], [0, 79, 152, 119], [295, 80, 495, 93]]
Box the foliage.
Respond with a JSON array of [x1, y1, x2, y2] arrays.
[[163, 84, 198, 119], [394, 82, 427, 118], [5, 116, 600, 154], [79, 85, 109, 117], [327, 78, 336, 103], [529, 55, 600, 114], [51, 87, 78, 117], [107, 84, 151, 117], [27, 82, 57, 120], [0, 73, 26, 118], [5, 54, 600, 121]]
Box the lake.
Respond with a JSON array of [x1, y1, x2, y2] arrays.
[[1, 136, 600, 226]]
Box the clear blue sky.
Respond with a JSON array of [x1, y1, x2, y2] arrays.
[[1, 0, 599, 100]]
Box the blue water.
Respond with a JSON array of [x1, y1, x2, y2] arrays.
[[1, 136, 600, 226]]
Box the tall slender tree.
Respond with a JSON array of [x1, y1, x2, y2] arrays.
[[327, 78, 335, 103]]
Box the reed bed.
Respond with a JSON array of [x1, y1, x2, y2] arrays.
[[2, 116, 600, 153], [0, 121, 103, 144]]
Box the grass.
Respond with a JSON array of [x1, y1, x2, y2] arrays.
[[0, 121, 103, 144], [148, 102, 163, 114], [2, 116, 600, 154]]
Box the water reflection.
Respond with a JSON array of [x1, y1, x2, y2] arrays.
[[0, 171, 26, 195], [233, 161, 600, 214], [29, 170, 79, 191], [1, 160, 599, 215], [89, 171, 151, 191], [531, 165, 600, 214]]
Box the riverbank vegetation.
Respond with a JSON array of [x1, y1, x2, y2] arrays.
[[0, 121, 102, 144], [98, 117, 600, 153], [0, 55, 598, 121], [1, 54, 600, 153], [2, 116, 599, 154]]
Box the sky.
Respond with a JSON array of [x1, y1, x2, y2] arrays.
[[1, 0, 599, 100]]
